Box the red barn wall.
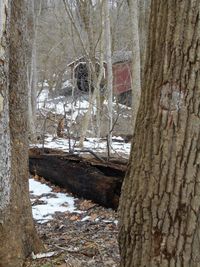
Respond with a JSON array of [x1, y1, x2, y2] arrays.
[[112, 62, 132, 95]]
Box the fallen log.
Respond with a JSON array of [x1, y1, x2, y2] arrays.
[[29, 148, 127, 209]]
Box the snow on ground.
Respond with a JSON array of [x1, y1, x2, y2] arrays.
[[29, 178, 81, 224], [37, 88, 91, 120], [37, 88, 50, 111], [38, 95, 90, 120], [33, 135, 131, 158], [29, 178, 119, 226], [37, 88, 131, 123], [61, 80, 71, 89]]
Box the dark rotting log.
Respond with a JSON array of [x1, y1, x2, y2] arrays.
[[29, 148, 127, 209]]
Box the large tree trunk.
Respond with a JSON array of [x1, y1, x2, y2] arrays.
[[0, 1, 42, 266], [119, 0, 200, 266]]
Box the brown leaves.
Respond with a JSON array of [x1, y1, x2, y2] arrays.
[[80, 242, 98, 257], [69, 215, 80, 221], [79, 199, 96, 210], [27, 176, 119, 267]]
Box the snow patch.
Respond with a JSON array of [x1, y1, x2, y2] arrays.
[[32, 251, 56, 259], [29, 178, 81, 224], [32, 135, 131, 158]]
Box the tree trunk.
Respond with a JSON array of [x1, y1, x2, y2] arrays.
[[63, 0, 105, 146], [74, 0, 105, 145], [119, 0, 200, 266], [128, 0, 141, 130], [0, 0, 11, 229], [27, 0, 37, 141], [0, 1, 42, 266], [104, 0, 113, 152], [138, 0, 151, 72]]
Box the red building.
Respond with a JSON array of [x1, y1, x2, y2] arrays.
[[113, 62, 132, 95], [112, 51, 132, 106], [67, 51, 132, 106]]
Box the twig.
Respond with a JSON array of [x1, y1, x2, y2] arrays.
[[30, 149, 106, 163], [53, 244, 80, 253], [77, 149, 105, 162]]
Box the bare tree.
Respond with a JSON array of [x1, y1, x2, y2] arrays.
[[27, 0, 38, 140], [104, 0, 113, 151], [62, 0, 107, 146], [127, 0, 141, 130]]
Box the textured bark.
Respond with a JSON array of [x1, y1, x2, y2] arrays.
[[0, 1, 42, 267], [119, 0, 200, 266]]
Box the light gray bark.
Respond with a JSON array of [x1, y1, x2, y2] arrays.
[[128, 0, 141, 130], [138, 0, 151, 72], [104, 0, 113, 151], [63, 0, 105, 145], [78, 1, 106, 146], [96, 2, 105, 139], [27, 0, 37, 140]]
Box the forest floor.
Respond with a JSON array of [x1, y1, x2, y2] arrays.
[[26, 127, 130, 267], [25, 89, 131, 266], [25, 176, 120, 267]]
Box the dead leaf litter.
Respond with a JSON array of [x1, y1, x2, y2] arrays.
[[25, 176, 120, 267]]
